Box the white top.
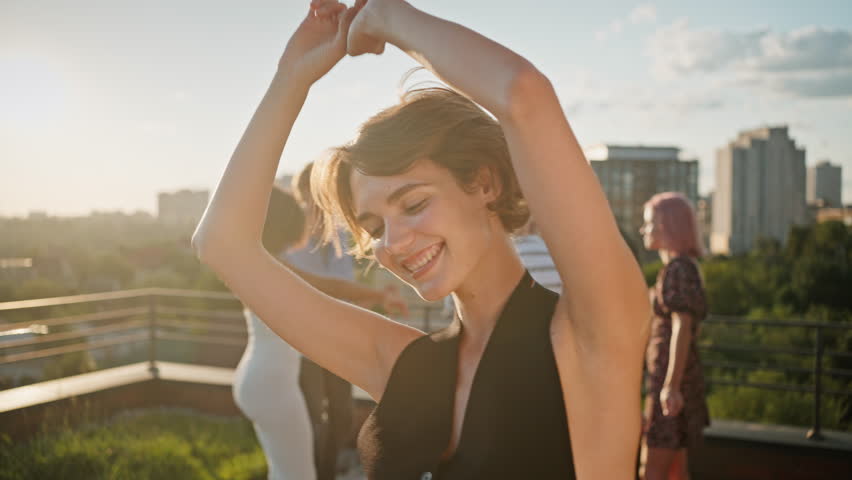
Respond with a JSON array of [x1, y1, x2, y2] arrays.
[[232, 310, 316, 480]]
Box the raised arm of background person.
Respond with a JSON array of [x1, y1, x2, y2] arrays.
[[344, 2, 651, 478], [192, 2, 421, 401]]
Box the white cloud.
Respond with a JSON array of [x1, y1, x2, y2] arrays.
[[648, 19, 764, 75], [595, 20, 624, 42], [629, 4, 657, 24], [755, 26, 852, 72], [647, 21, 852, 97], [596, 4, 655, 42], [551, 67, 725, 116], [768, 70, 852, 97]]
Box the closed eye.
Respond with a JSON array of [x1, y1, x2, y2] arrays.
[[366, 200, 426, 239], [404, 199, 428, 215]]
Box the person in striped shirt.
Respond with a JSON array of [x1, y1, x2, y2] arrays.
[[514, 219, 561, 294]]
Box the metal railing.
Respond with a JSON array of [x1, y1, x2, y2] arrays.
[[698, 314, 852, 440], [0, 288, 444, 381], [1, 290, 849, 439], [0, 289, 241, 377]]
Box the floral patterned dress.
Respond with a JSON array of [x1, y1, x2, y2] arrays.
[[644, 256, 711, 449]]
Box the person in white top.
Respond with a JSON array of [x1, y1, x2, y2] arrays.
[[233, 185, 407, 480]]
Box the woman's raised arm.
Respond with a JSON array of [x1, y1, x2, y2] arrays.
[[194, 2, 349, 255], [346, 2, 651, 477], [192, 2, 421, 401], [347, 0, 648, 328]]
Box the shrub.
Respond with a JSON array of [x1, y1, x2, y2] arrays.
[[0, 410, 266, 480]]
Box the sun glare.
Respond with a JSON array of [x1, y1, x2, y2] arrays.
[[0, 54, 68, 129]]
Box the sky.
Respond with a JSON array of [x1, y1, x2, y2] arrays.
[[1, 0, 851, 216]]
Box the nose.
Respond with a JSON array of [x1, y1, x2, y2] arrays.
[[381, 218, 415, 258]]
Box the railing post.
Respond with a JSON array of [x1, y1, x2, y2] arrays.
[[147, 292, 159, 377], [807, 326, 823, 441]]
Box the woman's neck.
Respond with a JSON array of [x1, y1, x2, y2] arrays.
[[451, 232, 525, 344]]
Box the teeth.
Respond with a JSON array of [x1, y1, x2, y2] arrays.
[[404, 244, 442, 272]]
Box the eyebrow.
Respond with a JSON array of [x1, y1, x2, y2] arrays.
[[356, 182, 429, 224]]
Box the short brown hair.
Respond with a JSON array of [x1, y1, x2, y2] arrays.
[[293, 160, 342, 256], [313, 86, 529, 258], [292, 161, 314, 207], [292, 160, 322, 235], [262, 186, 305, 255]]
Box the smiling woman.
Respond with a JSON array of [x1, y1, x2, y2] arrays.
[[193, 1, 649, 479], [312, 86, 530, 301], [313, 86, 528, 259]]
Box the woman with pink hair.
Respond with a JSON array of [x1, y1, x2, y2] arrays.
[[639, 193, 710, 480]]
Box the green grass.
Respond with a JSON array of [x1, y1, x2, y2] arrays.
[[0, 409, 267, 480]]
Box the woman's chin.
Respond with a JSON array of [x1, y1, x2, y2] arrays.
[[415, 288, 446, 303], [411, 277, 452, 302]]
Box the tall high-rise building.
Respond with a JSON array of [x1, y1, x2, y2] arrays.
[[585, 144, 699, 240], [711, 126, 807, 255], [157, 189, 210, 226], [807, 160, 842, 207]]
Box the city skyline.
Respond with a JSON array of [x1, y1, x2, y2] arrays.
[[2, 0, 851, 216]]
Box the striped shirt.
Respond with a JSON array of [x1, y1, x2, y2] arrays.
[[514, 234, 562, 294]]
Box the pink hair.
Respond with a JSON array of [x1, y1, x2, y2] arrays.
[[644, 192, 704, 258]]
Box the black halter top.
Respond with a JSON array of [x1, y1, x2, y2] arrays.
[[357, 271, 576, 480]]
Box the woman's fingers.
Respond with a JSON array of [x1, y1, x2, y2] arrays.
[[347, 2, 385, 56], [310, 0, 346, 19], [337, 4, 361, 36]]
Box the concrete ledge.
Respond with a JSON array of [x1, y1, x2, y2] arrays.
[[693, 420, 852, 479], [706, 419, 852, 452], [0, 363, 153, 413], [0, 362, 240, 441]]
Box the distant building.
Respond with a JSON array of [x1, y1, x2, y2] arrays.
[[585, 144, 699, 240], [815, 207, 852, 226], [711, 126, 807, 255], [807, 160, 843, 208], [0, 257, 35, 283], [157, 190, 209, 226]]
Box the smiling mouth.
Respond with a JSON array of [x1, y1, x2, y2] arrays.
[[402, 243, 444, 276]]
